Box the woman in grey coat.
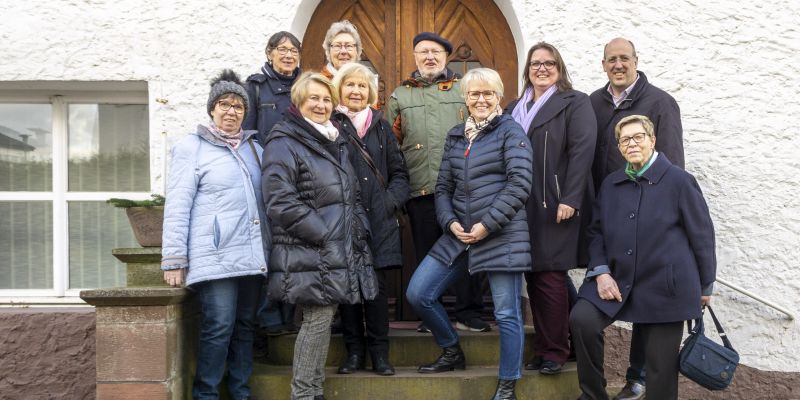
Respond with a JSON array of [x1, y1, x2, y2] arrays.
[[161, 70, 269, 399]]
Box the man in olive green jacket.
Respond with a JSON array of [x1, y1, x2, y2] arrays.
[[387, 31, 488, 333]]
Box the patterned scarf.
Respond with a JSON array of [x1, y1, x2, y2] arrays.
[[205, 120, 242, 149], [511, 85, 557, 130], [336, 104, 373, 138], [463, 106, 502, 157]]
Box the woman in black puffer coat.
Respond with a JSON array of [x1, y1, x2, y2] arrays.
[[262, 72, 375, 400], [406, 68, 533, 400], [331, 63, 410, 377]]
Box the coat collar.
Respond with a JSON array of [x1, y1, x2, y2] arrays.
[[600, 71, 650, 110], [530, 89, 578, 128], [446, 113, 509, 137], [611, 152, 673, 185], [195, 124, 257, 147], [266, 107, 349, 171]]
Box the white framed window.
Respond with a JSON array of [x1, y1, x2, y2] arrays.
[[0, 82, 150, 302]]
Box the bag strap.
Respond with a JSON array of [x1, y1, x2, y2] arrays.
[[347, 134, 387, 189], [248, 138, 261, 165], [706, 305, 735, 350]]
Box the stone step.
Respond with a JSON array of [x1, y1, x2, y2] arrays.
[[250, 364, 581, 400], [264, 326, 538, 367]]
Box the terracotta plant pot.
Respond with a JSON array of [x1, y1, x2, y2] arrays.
[[125, 206, 164, 247]]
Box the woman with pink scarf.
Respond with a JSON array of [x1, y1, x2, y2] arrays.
[[331, 62, 410, 376]]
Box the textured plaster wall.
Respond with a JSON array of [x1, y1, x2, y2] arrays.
[[0, 0, 798, 372]]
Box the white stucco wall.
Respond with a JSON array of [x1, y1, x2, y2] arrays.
[[1, 0, 797, 372]]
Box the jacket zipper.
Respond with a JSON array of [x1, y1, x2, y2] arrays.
[[542, 130, 548, 208]]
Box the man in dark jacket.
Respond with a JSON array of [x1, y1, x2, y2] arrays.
[[386, 32, 487, 332], [589, 37, 685, 400]]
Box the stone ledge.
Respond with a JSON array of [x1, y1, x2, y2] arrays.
[[111, 247, 162, 263], [80, 287, 191, 307]]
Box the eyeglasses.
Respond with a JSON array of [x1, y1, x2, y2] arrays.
[[330, 43, 356, 52], [274, 46, 299, 56], [466, 91, 496, 101], [414, 49, 446, 56], [617, 133, 648, 146], [216, 100, 245, 115], [529, 60, 557, 70]]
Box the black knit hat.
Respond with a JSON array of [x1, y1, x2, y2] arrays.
[[413, 32, 453, 54], [207, 69, 250, 119]]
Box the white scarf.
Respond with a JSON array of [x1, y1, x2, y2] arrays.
[[303, 117, 339, 141]]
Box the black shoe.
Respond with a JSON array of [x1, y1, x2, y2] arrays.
[[313, 396, 325, 400], [524, 355, 543, 370], [456, 317, 491, 332], [337, 353, 365, 374], [265, 324, 289, 337], [416, 322, 431, 333], [371, 354, 396, 376], [613, 381, 645, 400], [539, 359, 563, 375], [417, 343, 466, 373], [490, 379, 517, 400]]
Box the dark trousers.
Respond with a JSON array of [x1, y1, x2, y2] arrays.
[[406, 195, 483, 321], [527, 270, 570, 363], [339, 270, 389, 358], [569, 299, 683, 400], [626, 324, 647, 384]]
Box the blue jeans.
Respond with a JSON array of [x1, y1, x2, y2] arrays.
[[406, 253, 524, 380], [193, 275, 262, 400]]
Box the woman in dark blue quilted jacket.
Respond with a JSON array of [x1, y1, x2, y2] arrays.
[[406, 68, 533, 400]]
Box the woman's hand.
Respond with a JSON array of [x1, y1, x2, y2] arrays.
[[164, 269, 186, 287], [466, 223, 489, 243], [449, 221, 472, 244], [701, 295, 712, 307], [596, 273, 622, 302], [556, 204, 575, 223]]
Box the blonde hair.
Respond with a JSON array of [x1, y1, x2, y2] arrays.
[[332, 63, 378, 107], [291, 72, 339, 107], [615, 114, 655, 140], [461, 68, 504, 99]]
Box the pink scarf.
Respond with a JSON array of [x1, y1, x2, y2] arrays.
[[205, 120, 243, 149], [336, 104, 373, 138]]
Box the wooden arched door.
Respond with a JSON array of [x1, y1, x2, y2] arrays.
[[302, 0, 518, 320], [301, 0, 518, 108]]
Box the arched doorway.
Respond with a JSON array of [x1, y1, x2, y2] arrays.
[[301, 0, 518, 108], [301, 0, 519, 320]]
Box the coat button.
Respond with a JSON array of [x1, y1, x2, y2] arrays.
[[261, 266, 266, 272], [629, 212, 635, 219], [626, 249, 633, 255], [254, 219, 260, 225]]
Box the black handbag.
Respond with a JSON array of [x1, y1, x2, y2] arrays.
[[678, 305, 739, 390]]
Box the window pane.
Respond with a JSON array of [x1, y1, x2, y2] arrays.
[[0, 201, 53, 289], [68, 201, 133, 289], [68, 104, 149, 191], [0, 104, 53, 191]]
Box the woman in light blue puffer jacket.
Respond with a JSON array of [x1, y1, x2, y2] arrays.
[[161, 69, 270, 400]]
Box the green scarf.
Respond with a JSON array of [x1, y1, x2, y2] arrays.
[[625, 151, 658, 180]]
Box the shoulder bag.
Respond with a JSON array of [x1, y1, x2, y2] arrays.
[[678, 305, 739, 390]]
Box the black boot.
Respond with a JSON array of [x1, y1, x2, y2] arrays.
[[337, 353, 365, 374], [490, 379, 517, 400], [417, 343, 466, 373], [371, 353, 396, 376]]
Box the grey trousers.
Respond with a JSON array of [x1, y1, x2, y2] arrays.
[[291, 304, 337, 400]]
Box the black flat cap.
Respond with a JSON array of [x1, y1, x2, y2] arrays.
[[413, 32, 453, 54]]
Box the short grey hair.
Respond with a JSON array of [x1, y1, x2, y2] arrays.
[[460, 68, 504, 99], [332, 63, 378, 106], [615, 114, 655, 140], [322, 20, 363, 62]]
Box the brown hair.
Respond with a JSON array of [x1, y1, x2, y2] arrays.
[[522, 42, 573, 92]]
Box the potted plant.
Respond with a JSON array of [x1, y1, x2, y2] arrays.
[[107, 194, 165, 247]]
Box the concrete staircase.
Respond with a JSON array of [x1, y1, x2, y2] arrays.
[[250, 325, 581, 399]]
